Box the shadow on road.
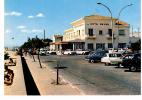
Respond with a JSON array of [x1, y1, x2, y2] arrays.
[[124, 70, 141, 72]]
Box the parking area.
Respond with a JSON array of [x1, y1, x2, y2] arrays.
[[39, 55, 141, 95]]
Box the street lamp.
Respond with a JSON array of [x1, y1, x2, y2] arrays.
[[97, 2, 114, 50], [117, 4, 133, 36], [97, 3, 133, 50], [116, 4, 133, 49], [117, 4, 133, 23], [11, 37, 14, 50]]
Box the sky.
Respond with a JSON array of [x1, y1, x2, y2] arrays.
[[4, 0, 141, 47]]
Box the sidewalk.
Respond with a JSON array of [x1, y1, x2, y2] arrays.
[[4, 51, 27, 95], [24, 55, 84, 95]]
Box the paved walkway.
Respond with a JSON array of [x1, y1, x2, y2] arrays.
[[24, 55, 83, 95], [4, 51, 27, 95], [4, 51, 83, 95]]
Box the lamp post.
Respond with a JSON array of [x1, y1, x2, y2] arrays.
[[11, 37, 14, 50], [117, 4, 133, 48], [97, 3, 114, 50], [97, 3, 133, 50], [117, 4, 133, 25]]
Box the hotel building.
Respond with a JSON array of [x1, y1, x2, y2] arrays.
[[51, 15, 130, 51]]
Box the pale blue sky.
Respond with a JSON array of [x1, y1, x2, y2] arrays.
[[4, 0, 141, 47]]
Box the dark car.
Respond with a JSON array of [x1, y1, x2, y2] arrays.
[[121, 53, 141, 71], [85, 51, 96, 60], [88, 51, 106, 63], [120, 54, 134, 68], [128, 53, 141, 71], [85, 50, 107, 60]]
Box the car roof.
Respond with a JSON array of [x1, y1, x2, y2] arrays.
[[106, 52, 121, 54]]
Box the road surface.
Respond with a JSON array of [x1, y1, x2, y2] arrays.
[[39, 55, 141, 95]]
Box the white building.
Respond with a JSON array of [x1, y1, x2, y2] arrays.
[[51, 15, 130, 51]]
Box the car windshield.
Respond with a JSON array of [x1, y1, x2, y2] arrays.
[[124, 55, 133, 59], [109, 53, 121, 57], [134, 54, 141, 59], [117, 54, 122, 57]]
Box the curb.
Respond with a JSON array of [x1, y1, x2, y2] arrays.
[[33, 56, 85, 95]]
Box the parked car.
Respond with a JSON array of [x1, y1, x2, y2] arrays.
[[87, 51, 106, 63], [63, 49, 76, 55], [123, 53, 141, 72], [39, 48, 48, 56], [101, 52, 122, 66], [75, 49, 89, 55], [119, 54, 134, 68], [47, 51, 57, 55], [85, 50, 107, 60]]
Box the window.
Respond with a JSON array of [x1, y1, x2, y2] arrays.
[[108, 29, 112, 36], [99, 30, 103, 35], [119, 30, 125, 35], [78, 30, 80, 36], [108, 43, 112, 48], [87, 43, 94, 50], [109, 54, 122, 57], [90, 23, 95, 25], [118, 43, 126, 48], [88, 29, 93, 36], [104, 23, 109, 25], [96, 43, 105, 50]]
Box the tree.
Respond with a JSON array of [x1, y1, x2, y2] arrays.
[[42, 38, 52, 47], [20, 36, 45, 68]]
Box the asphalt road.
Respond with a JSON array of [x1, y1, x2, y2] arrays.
[[39, 55, 141, 95]]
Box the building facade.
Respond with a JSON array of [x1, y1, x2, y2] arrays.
[[51, 15, 130, 51], [63, 15, 130, 51]]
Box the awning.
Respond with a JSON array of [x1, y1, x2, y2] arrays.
[[50, 42, 68, 45], [67, 39, 85, 43]]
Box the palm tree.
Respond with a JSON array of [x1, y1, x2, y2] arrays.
[[20, 35, 52, 68]]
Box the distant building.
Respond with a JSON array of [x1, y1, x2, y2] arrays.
[[51, 15, 130, 51], [129, 36, 140, 44], [50, 35, 68, 51], [129, 31, 141, 37]]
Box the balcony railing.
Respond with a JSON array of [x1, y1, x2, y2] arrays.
[[106, 34, 116, 39]]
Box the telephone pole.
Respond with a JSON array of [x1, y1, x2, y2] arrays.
[[44, 29, 45, 41]]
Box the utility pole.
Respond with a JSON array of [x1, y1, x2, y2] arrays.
[[132, 25, 133, 37], [44, 29, 45, 41], [138, 27, 140, 37], [56, 61, 59, 85], [97, 2, 114, 50]]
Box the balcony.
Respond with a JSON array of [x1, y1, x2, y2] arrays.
[[106, 34, 116, 39], [86, 35, 96, 39]]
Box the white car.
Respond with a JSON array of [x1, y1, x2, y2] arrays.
[[101, 52, 122, 65], [63, 49, 76, 55], [39, 48, 48, 55], [47, 51, 57, 55], [75, 49, 89, 55]]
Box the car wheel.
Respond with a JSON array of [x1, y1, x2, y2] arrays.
[[105, 63, 109, 66], [90, 59, 95, 63], [118, 63, 122, 67], [129, 66, 137, 72]]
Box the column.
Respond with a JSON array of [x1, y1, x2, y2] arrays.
[[73, 43, 75, 51]]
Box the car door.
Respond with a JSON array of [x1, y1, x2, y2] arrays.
[[109, 53, 116, 61], [133, 54, 141, 67]]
